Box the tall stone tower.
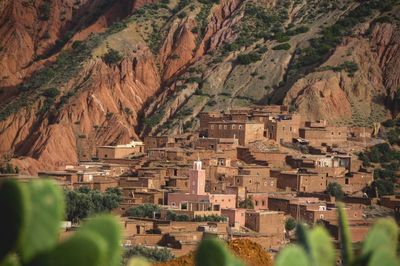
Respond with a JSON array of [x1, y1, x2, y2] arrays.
[[189, 160, 206, 195]]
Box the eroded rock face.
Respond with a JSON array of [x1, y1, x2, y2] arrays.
[[0, 0, 93, 88], [0, 47, 160, 174], [284, 22, 400, 123], [370, 23, 400, 101], [0, 0, 153, 89], [284, 72, 353, 122]]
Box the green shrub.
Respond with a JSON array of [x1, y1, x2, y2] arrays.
[[177, 11, 187, 19], [238, 197, 254, 209], [387, 128, 400, 145], [326, 182, 344, 200], [126, 204, 160, 218], [274, 33, 290, 43], [0, 179, 122, 266], [285, 217, 296, 231], [320, 61, 359, 76], [42, 88, 60, 98], [193, 214, 227, 222], [365, 143, 400, 163], [236, 52, 261, 65], [272, 43, 291, 50], [123, 246, 174, 263], [166, 211, 190, 221], [195, 1, 215, 45], [365, 179, 395, 197], [65, 187, 122, 222], [143, 112, 163, 128], [0, 163, 18, 174], [102, 49, 123, 65], [382, 119, 396, 127]]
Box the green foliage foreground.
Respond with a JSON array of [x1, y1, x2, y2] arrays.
[[0, 179, 399, 266], [275, 206, 399, 266]]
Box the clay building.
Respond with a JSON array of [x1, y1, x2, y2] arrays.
[[38, 170, 78, 189], [348, 127, 374, 140], [274, 169, 327, 193], [221, 208, 246, 228], [245, 210, 285, 236], [168, 160, 237, 210], [268, 195, 320, 213], [199, 106, 289, 137], [327, 171, 373, 194], [265, 114, 302, 143], [147, 147, 187, 161], [97, 141, 144, 160], [380, 196, 400, 220], [144, 134, 197, 152], [73, 176, 118, 192], [194, 137, 239, 151], [233, 175, 277, 193], [322, 219, 372, 244], [248, 192, 269, 210], [199, 111, 227, 135], [119, 176, 161, 190], [237, 145, 288, 168], [288, 154, 352, 172], [238, 165, 271, 176], [207, 121, 265, 146], [165, 176, 189, 191], [299, 122, 348, 146]]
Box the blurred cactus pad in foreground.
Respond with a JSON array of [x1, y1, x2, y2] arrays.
[[0, 179, 399, 266]]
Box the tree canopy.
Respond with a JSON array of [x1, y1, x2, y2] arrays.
[[238, 197, 254, 209], [326, 182, 344, 200], [126, 204, 160, 218], [65, 187, 122, 222]]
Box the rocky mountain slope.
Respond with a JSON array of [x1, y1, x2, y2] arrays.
[[0, 0, 399, 174]]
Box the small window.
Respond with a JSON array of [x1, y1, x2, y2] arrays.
[[232, 125, 236, 129], [262, 200, 265, 206], [224, 125, 227, 129], [283, 126, 285, 131], [211, 125, 214, 129], [239, 125, 243, 130], [290, 126, 292, 131], [219, 125, 222, 129]]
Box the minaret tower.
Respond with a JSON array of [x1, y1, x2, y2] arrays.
[[189, 160, 206, 195]]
